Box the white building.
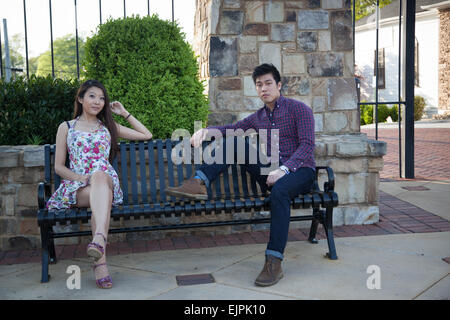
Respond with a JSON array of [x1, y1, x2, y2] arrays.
[[355, 0, 450, 118]]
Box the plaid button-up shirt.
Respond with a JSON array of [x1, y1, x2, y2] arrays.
[[209, 95, 315, 172]]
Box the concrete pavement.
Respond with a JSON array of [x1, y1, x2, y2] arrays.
[[0, 179, 449, 300]]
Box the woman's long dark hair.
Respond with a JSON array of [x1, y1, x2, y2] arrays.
[[73, 80, 118, 162]]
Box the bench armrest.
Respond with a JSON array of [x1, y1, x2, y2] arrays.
[[38, 182, 51, 209], [315, 166, 335, 193]]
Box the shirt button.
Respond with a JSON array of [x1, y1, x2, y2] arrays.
[[272, 123, 275, 126]]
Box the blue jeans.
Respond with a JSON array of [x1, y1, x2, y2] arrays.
[[196, 137, 315, 260]]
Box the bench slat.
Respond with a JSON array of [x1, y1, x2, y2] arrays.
[[231, 165, 241, 199], [45, 145, 52, 184], [165, 140, 176, 203], [240, 167, 250, 198], [157, 140, 166, 203], [147, 140, 158, 203], [120, 142, 129, 205], [222, 169, 232, 199], [129, 142, 139, 205], [139, 142, 149, 203], [250, 175, 258, 197]]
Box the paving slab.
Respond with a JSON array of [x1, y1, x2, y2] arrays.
[[415, 274, 450, 300], [379, 180, 450, 221]]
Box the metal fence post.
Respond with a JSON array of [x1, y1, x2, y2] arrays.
[[75, 0, 80, 79], [2, 19, 12, 82], [0, 22, 3, 79], [23, 0, 29, 78], [49, 0, 55, 77], [99, 0, 102, 25], [401, 0, 416, 179]]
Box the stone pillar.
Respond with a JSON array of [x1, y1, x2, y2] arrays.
[[0, 146, 44, 250], [193, 0, 386, 226], [438, 8, 450, 116]]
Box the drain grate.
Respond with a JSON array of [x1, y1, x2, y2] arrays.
[[176, 273, 215, 286], [401, 186, 430, 191]]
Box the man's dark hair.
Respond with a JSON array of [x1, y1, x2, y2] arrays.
[[252, 63, 281, 84]]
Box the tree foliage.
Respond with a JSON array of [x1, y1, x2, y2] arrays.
[[354, 0, 393, 21], [36, 34, 85, 79], [83, 15, 209, 139]]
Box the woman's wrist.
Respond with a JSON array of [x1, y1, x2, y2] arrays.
[[123, 112, 131, 120]]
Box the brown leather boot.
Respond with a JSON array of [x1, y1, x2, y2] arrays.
[[254, 255, 283, 287], [165, 177, 208, 200]]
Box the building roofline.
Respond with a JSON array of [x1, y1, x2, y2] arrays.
[[421, 0, 450, 10]]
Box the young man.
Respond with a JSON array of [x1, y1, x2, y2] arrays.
[[166, 63, 316, 287]]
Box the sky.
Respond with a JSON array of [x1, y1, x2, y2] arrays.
[[1, 0, 196, 58]]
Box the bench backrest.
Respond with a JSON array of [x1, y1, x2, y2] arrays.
[[44, 139, 270, 205]]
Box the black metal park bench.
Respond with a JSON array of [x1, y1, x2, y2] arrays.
[[37, 139, 339, 283]]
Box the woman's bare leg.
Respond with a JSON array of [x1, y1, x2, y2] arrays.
[[76, 171, 113, 283], [77, 171, 113, 240]]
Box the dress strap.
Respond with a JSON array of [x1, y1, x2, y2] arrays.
[[72, 116, 80, 130], [66, 121, 71, 129]]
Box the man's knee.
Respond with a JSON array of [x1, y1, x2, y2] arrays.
[[269, 183, 289, 200]]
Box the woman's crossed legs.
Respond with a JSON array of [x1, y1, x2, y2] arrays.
[[76, 170, 113, 288]]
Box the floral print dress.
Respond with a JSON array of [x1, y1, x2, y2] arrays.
[[46, 117, 123, 209]]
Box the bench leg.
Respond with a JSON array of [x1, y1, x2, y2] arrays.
[[308, 208, 320, 244], [49, 238, 57, 264], [323, 207, 338, 260], [40, 226, 51, 283]]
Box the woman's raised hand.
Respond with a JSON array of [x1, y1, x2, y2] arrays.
[[110, 101, 128, 118]]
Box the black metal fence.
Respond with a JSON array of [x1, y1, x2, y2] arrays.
[[0, 0, 175, 80], [353, 0, 416, 178]]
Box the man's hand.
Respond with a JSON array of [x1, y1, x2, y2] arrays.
[[190, 128, 208, 147], [266, 168, 285, 187]]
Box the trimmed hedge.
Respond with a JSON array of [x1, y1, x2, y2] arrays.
[[360, 96, 426, 125], [0, 75, 80, 145], [83, 15, 209, 139], [414, 96, 426, 121]]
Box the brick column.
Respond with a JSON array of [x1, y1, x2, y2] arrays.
[[438, 8, 450, 115]]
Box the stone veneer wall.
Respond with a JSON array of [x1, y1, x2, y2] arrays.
[[438, 8, 450, 115], [1, 146, 44, 250], [192, 0, 386, 228], [193, 0, 358, 131]]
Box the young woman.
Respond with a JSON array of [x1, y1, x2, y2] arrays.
[[46, 80, 152, 289]]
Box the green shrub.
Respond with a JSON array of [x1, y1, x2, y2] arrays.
[[83, 15, 209, 139], [0, 75, 80, 145], [363, 105, 374, 124], [377, 104, 390, 122], [414, 95, 426, 121], [360, 105, 366, 125], [390, 105, 400, 122]]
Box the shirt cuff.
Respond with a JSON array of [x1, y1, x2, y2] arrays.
[[283, 161, 304, 172]]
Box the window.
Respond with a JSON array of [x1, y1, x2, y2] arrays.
[[374, 48, 385, 89]]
